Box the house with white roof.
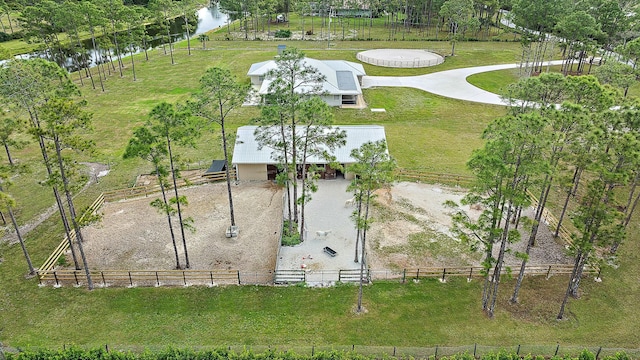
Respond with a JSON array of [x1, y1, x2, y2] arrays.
[[247, 57, 367, 108], [232, 125, 387, 181]]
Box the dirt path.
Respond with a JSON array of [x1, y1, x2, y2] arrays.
[[1, 162, 109, 245]]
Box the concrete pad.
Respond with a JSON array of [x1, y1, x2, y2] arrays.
[[357, 49, 444, 68], [276, 180, 361, 284]]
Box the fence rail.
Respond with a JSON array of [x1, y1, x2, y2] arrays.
[[37, 263, 599, 288], [37, 193, 106, 278], [395, 169, 475, 187], [5, 344, 639, 360], [103, 170, 236, 202], [38, 269, 243, 287], [370, 264, 598, 282]]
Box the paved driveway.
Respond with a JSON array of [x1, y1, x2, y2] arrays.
[[362, 60, 565, 106]]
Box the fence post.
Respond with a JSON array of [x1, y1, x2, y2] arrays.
[[183, 271, 187, 286], [435, 345, 438, 360], [473, 344, 477, 358], [596, 347, 602, 360], [37, 271, 42, 286], [156, 271, 160, 286], [312, 346, 314, 356], [54, 271, 59, 287], [128, 271, 133, 287], [210, 271, 214, 286], [393, 346, 396, 356], [516, 345, 520, 355], [468, 267, 473, 282], [554, 345, 560, 356], [441, 268, 446, 282], [402, 269, 406, 283], [546, 265, 552, 279], [74, 271, 79, 286], [237, 271, 241, 285], [416, 268, 420, 280]]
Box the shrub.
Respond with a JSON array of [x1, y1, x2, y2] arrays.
[[0, 31, 23, 42], [275, 29, 292, 38], [281, 220, 301, 246]]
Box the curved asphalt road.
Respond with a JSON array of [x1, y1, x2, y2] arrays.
[[362, 60, 565, 106]]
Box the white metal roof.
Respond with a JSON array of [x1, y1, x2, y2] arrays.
[[232, 125, 387, 165], [247, 58, 366, 96]]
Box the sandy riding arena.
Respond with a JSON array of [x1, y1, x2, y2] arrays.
[[82, 182, 282, 272]]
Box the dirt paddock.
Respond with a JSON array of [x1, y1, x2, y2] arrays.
[[80, 180, 569, 280], [367, 182, 572, 270], [82, 182, 282, 273]]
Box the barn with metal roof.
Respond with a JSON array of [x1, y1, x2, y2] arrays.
[[232, 125, 387, 181]]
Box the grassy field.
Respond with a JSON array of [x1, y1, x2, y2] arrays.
[[5, 41, 515, 224], [1, 38, 639, 351]]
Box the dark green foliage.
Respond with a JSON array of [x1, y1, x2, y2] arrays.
[[281, 220, 300, 246], [0, 30, 21, 42], [275, 29, 292, 38]]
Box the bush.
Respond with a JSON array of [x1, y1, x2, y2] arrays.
[[281, 220, 301, 246], [275, 29, 292, 38], [0, 31, 23, 42]]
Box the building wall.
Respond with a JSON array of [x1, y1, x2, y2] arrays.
[[250, 75, 263, 86], [322, 95, 342, 107], [236, 164, 267, 181]]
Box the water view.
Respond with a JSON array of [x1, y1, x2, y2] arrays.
[[13, 4, 229, 71]]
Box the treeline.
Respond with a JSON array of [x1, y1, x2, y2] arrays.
[[0, 0, 200, 81], [3, 347, 636, 360], [448, 72, 640, 318]]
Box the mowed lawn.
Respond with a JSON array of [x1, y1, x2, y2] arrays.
[[1, 40, 639, 351]]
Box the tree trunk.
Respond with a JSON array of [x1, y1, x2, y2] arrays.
[[165, 10, 175, 65], [88, 21, 105, 91], [488, 204, 514, 317], [357, 188, 372, 313], [557, 250, 583, 319], [511, 180, 552, 303], [8, 205, 36, 276], [69, 23, 89, 89], [220, 108, 235, 227], [111, 19, 124, 77], [167, 137, 190, 268], [4, 142, 14, 166], [29, 110, 79, 270], [278, 118, 293, 235], [184, 13, 192, 55], [128, 38, 137, 81], [354, 189, 363, 263], [157, 164, 181, 269], [54, 135, 93, 290], [556, 167, 580, 237]]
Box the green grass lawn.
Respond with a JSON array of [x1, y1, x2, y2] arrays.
[[6, 41, 519, 224], [1, 38, 640, 351]]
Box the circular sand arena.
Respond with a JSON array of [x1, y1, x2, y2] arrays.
[[357, 49, 444, 68]]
